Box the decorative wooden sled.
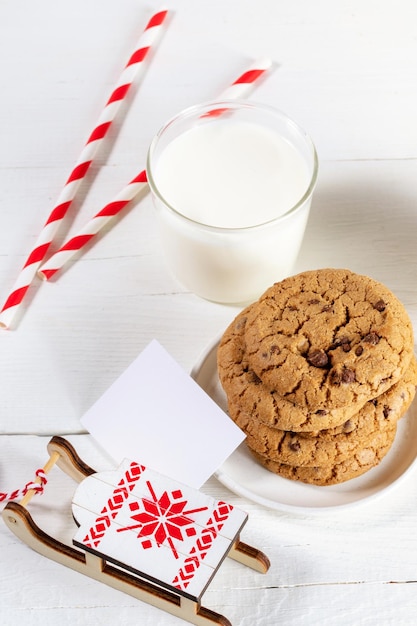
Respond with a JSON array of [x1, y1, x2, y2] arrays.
[[2, 436, 270, 626]]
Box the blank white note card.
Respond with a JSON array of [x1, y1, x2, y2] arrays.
[[81, 339, 245, 489]]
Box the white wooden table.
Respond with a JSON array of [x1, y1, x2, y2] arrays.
[[1, 1, 417, 624]]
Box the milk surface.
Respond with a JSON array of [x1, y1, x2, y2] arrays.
[[154, 120, 311, 228]]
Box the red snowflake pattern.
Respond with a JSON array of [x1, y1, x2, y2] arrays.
[[116, 480, 208, 559]]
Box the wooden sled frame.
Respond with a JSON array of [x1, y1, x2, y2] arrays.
[[2, 436, 270, 626]]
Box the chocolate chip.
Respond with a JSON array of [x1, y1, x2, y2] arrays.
[[270, 345, 280, 354], [383, 405, 391, 418], [374, 299, 386, 312], [248, 371, 262, 385], [315, 409, 329, 416], [331, 368, 356, 385], [341, 368, 356, 383], [355, 346, 364, 356], [307, 349, 329, 368], [343, 420, 355, 433], [289, 440, 301, 452], [235, 316, 247, 330], [363, 332, 380, 345], [329, 337, 350, 350]]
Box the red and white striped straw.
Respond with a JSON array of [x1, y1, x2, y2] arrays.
[[36, 57, 272, 281], [0, 8, 168, 330], [38, 171, 148, 280], [202, 57, 272, 118], [214, 57, 272, 100]]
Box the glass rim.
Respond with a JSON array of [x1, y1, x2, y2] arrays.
[[146, 99, 319, 233]]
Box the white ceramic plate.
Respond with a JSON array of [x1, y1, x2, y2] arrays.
[[191, 337, 417, 514]]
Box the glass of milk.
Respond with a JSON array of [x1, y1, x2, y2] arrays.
[[146, 100, 318, 304]]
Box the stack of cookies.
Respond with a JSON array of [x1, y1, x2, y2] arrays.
[[217, 268, 417, 485]]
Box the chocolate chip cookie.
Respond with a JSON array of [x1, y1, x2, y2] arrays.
[[243, 268, 414, 413], [248, 424, 397, 486], [218, 304, 366, 432], [230, 355, 416, 467]]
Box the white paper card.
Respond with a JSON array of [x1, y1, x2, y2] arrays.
[[81, 339, 245, 488]]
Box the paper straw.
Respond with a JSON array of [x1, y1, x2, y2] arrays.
[[0, 8, 168, 330], [37, 58, 273, 281], [38, 171, 148, 280], [215, 57, 272, 100], [202, 57, 272, 118]]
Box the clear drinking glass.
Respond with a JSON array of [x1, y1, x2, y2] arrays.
[[147, 100, 318, 304]]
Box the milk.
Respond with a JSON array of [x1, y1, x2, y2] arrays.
[[147, 101, 318, 304], [154, 120, 310, 229]]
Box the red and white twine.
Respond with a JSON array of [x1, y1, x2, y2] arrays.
[[0, 8, 168, 330], [0, 469, 47, 503]]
